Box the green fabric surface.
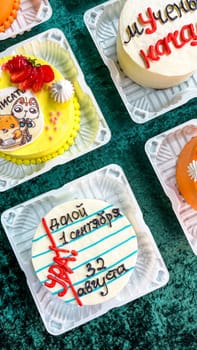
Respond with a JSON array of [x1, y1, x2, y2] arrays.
[[0, 0, 197, 349]]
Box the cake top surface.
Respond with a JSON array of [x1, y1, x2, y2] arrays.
[[119, 0, 197, 75], [32, 199, 138, 306]]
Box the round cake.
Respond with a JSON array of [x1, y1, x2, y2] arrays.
[[0, 0, 20, 33], [0, 55, 80, 165], [32, 199, 138, 306], [176, 136, 197, 210], [117, 0, 197, 89]]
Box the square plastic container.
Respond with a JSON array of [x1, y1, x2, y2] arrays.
[[145, 120, 197, 255], [84, 0, 197, 124], [0, 28, 111, 192], [1, 164, 169, 335], [0, 0, 52, 40]]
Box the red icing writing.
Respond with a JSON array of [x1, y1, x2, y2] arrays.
[[140, 23, 197, 69], [42, 217, 83, 306], [124, 3, 197, 69], [138, 7, 157, 34]]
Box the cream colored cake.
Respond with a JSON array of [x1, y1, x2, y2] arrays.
[[32, 199, 138, 306], [117, 0, 197, 89]]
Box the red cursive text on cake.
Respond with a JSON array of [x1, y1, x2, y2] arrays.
[[42, 217, 83, 306], [140, 23, 197, 68]]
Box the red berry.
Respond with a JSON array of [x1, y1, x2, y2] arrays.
[[41, 65, 55, 83], [18, 66, 38, 91], [3, 55, 55, 92], [3, 55, 30, 73], [10, 65, 33, 83], [32, 66, 45, 92]]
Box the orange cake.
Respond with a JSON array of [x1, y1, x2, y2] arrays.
[[176, 136, 197, 210], [0, 0, 21, 33], [0, 55, 80, 165]]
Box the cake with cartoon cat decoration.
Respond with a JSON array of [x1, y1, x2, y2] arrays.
[[117, 0, 197, 89], [32, 199, 138, 306], [0, 55, 80, 165], [0, 0, 21, 33], [176, 136, 197, 210]]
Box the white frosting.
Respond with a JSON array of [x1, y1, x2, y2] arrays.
[[117, 0, 197, 88], [50, 79, 74, 103], [188, 160, 197, 181], [32, 199, 138, 306]]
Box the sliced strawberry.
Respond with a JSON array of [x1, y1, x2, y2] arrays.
[[3, 55, 30, 73], [10, 65, 33, 83], [3, 55, 55, 92], [18, 66, 38, 91], [41, 65, 55, 83], [32, 66, 45, 92]]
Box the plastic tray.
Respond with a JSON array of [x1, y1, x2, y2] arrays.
[[145, 120, 197, 255], [84, 0, 197, 124], [0, 28, 111, 192], [1, 164, 169, 335], [0, 0, 52, 41]]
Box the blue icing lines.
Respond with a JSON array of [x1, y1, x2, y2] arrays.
[[34, 221, 134, 273], [32, 203, 113, 243], [32, 200, 138, 305], [39, 232, 137, 282], [52, 249, 138, 301], [32, 214, 131, 260]]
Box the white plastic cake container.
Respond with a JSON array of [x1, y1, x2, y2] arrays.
[[145, 120, 197, 255], [1, 164, 169, 335], [0, 0, 52, 40], [0, 28, 111, 192], [84, 0, 197, 124]]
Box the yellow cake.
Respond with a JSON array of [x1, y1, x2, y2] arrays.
[[0, 55, 80, 165]]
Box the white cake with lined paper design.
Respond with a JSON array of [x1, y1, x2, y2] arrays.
[[32, 199, 138, 306]]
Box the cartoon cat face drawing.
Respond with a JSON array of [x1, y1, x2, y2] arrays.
[[11, 96, 40, 121]]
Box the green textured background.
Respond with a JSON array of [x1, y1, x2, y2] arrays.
[[0, 0, 197, 349]]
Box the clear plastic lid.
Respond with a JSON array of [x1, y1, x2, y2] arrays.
[[1, 164, 169, 335]]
